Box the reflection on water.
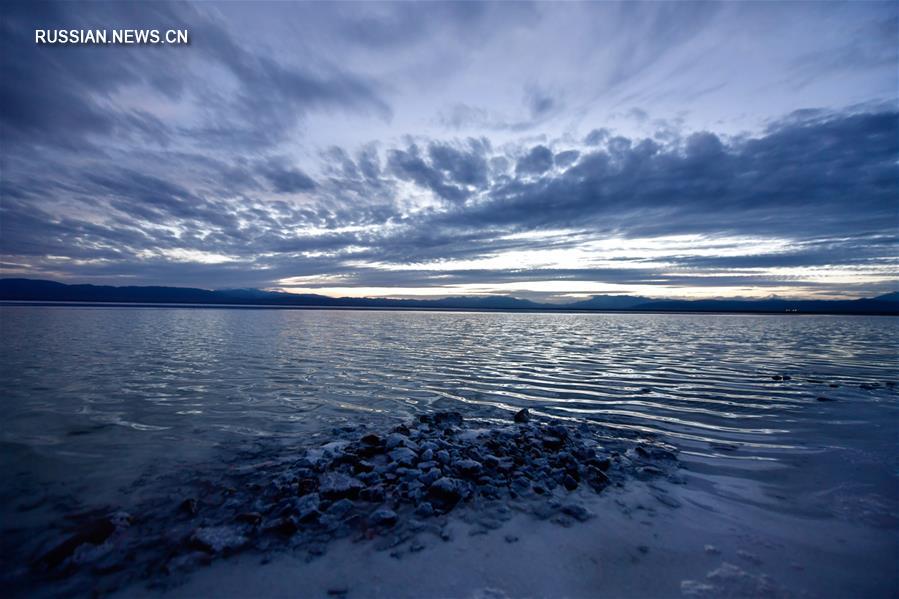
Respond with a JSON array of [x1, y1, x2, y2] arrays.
[[0, 306, 897, 562]]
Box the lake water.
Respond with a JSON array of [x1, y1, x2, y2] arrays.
[[1, 306, 897, 596]]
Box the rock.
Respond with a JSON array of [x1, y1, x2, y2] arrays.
[[455, 459, 483, 477], [561, 504, 592, 522], [386, 433, 411, 450], [433, 412, 464, 427], [829, 383, 840, 388], [563, 474, 579, 491], [782, 375, 792, 381], [191, 526, 248, 554], [179, 498, 198, 516], [816, 396, 834, 402], [415, 502, 435, 518], [328, 499, 355, 516], [436, 450, 451, 464], [514, 408, 530, 423], [369, 509, 398, 527], [420, 448, 434, 462], [236, 512, 262, 525], [504, 534, 519, 543], [296, 493, 321, 521], [37, 517, 117, 569], [389, 447, 417, 466], [542, 435, 564, 450], [418, 468, 441, 487], [298, 477, 318, 496], [359, 486, 385, 503], [319, 473, 365, 500], [267, 516, 299, 536], [705, 544, 721, 555], [428, 477, 465, 509], [771, 375, 782, 381], [354, 460, 375, 473]]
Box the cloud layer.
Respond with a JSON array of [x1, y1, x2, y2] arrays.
[[1, 1, 896, 300]]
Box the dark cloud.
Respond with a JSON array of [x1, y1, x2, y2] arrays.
[[261, 160, 317, 194], [0, 1, 390, 155], [516, 145, 555, 175]]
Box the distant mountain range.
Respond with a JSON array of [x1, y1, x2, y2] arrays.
[[1, 278, 897, 315]]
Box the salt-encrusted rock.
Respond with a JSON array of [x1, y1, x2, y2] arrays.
[[428, 477, 465, 508], [319, 473, 365, 500], [389, 447, 417, 466], [191, 526, 248, 554], [295, 493, 321, 521], [361, 433, 382, 446], [455, 459, 483, 478], [418, 468, 441, 486], [386, 433, 412, 450], [369, 509, 398, 527]]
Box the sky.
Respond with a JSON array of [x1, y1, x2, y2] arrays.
[[1, 1, 897, 301]]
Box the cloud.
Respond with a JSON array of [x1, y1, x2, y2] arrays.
[[0, 2, 895, 299], [261, 160, 317, 194], [515, 145, 554, 175]]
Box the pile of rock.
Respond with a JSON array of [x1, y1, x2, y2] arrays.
[[28, 409, 680, 592]]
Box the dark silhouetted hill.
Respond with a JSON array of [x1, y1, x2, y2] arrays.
[[0, 279, 896, 315]]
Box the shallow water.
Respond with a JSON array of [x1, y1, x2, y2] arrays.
[[1, 306, 897, 595]]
